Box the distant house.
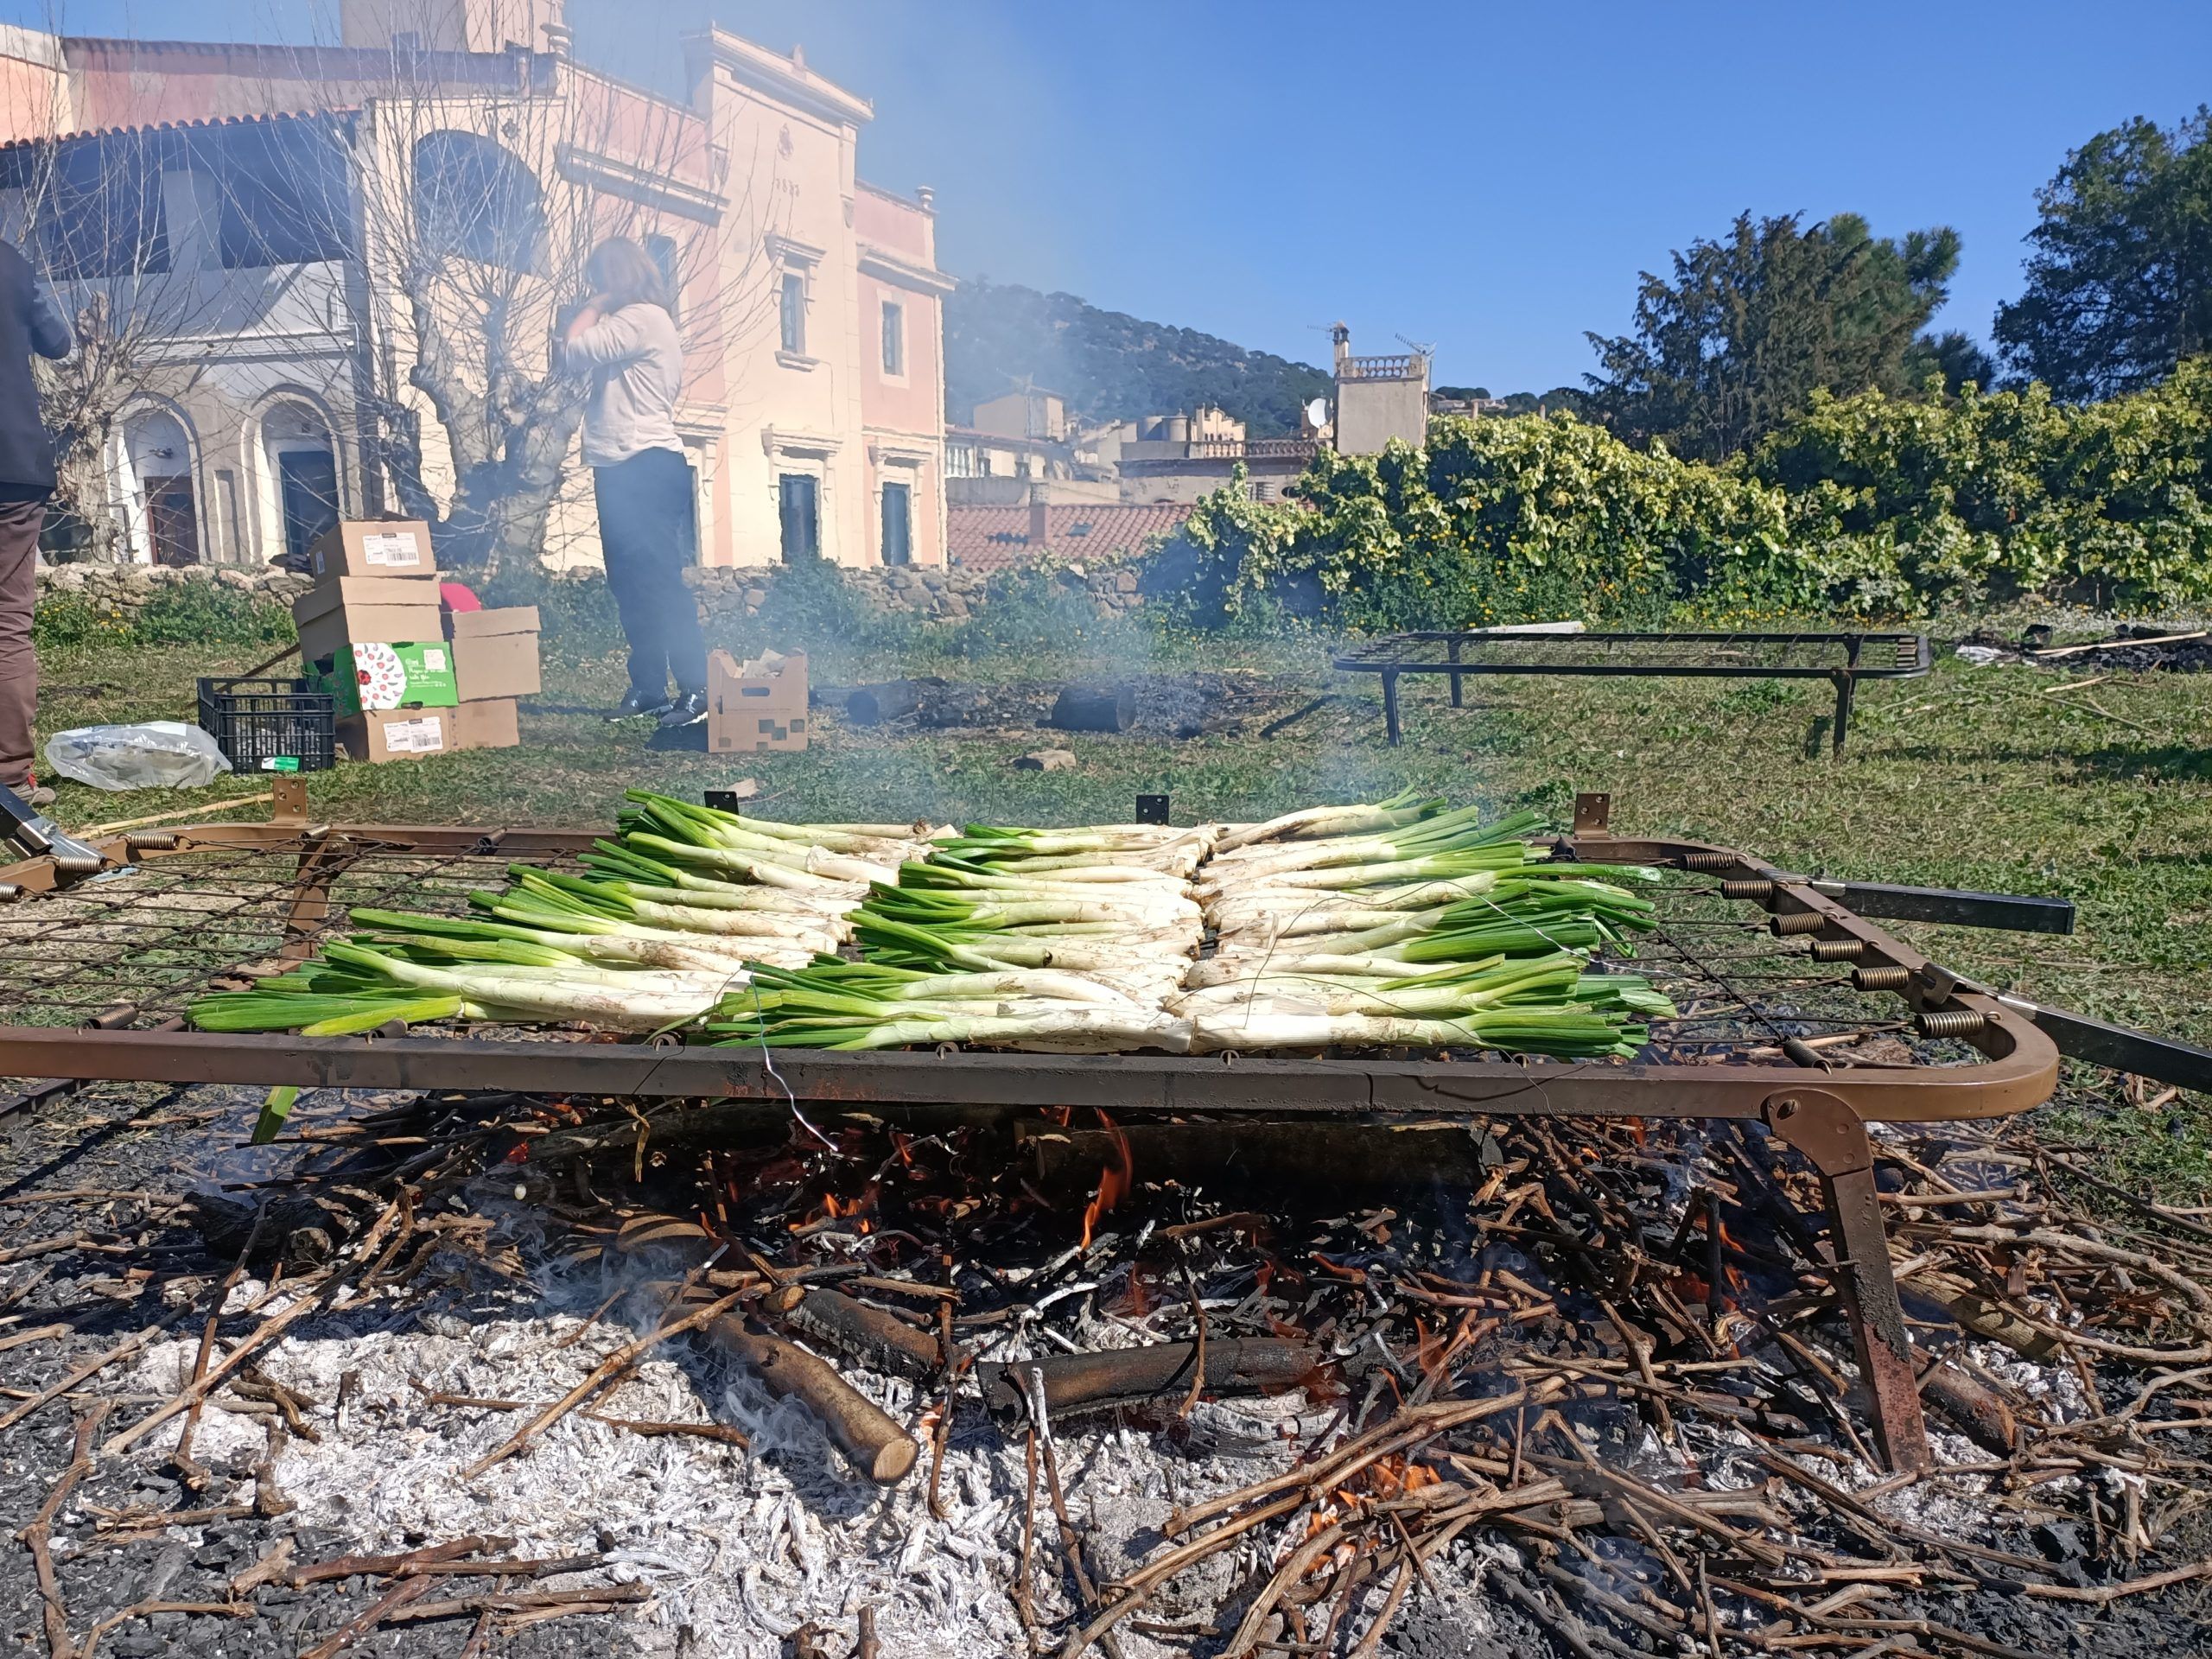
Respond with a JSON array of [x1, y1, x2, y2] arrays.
[[1332, 323, 1428, 454], [945, 385, 1120, 505], [1110, 406, 1320, 505]]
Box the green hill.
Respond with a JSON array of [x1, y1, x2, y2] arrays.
[[944, 277, 1332, 438]]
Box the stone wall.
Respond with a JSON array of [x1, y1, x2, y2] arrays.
[[35, 561, 314, 616], [31, 554, 1149, 631], [684, 558, 1146, 623]]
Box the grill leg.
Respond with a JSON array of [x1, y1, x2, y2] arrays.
[[1831, 672, 1857, 756], [1766, 1090, 1931, 1474], [1447, 640, 1464, 709], [1381, 671, 1402, 747]]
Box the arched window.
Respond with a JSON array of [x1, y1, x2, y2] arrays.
[[411, 130, 543, 272], [260, 403, 340, 565]]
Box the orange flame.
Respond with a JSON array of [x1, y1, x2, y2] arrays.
[[1079, 1112, 1133, 1249]]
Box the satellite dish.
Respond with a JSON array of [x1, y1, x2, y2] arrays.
[[1304, 397, 1329, 429]]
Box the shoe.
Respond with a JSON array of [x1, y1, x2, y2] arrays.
[[655, 690, 709, 731], [608, 688, 675, 721]]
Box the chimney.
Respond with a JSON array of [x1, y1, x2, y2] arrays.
[[916, 185, 935, 213], [543, 19, 573, 57], [1332, 321, 1351, 378], [1027, 486, 1049, 554]]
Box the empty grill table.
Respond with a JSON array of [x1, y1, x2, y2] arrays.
[[1332, 630, 1932, 753]]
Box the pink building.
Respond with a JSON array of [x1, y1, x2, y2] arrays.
[[0, 2, 949, 571]]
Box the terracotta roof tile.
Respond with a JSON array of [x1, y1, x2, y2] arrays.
[[948, 503, 1194, 572], [0, 107, 353, 154]]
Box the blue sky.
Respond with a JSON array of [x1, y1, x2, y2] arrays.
[[14, 0, 2211, 391]]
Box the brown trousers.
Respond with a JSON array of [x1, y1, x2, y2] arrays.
[[0, 498, 45, 787]]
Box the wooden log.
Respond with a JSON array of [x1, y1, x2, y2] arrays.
[[700, 1315, 917, 1484], [765, 1284, 947, 1381], [843, 681, 925, 725], [1918, 1358, 2018, 1454], [1048, 683, 1135, 733], [918, 684, 991, 728], [977, 1338, 1319, 1421]]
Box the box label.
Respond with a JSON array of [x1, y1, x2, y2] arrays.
[[382, 715, 446, 754], [363, 531, 426, 569], [309, 641, 461, 715]]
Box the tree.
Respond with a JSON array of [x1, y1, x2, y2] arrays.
[[1993, 107, 2212, 400], [1905, 329, 1998, 397], [340, 38, 782, 575], [1585, 212, 1960, 460]]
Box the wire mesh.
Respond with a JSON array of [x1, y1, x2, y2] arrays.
[[0, 834, 1980, 1078], [0, 834, 590, 1032], [1332, 631, 1929, 677]]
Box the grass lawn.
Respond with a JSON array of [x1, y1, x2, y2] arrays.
[[28, 605, 2212, 1192]]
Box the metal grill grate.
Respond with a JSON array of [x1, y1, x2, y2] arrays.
[[0, 833, 592, 1033], [0, 830, 1984, 1075]]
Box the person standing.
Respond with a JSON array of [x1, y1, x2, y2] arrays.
[[0, 238, 71, 804], [563, 237, 709, 730]]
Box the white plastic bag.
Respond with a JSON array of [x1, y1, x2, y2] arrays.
[[43, 721, 234, 791]]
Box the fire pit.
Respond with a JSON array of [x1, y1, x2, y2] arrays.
[[10, 791, 2211, 1659]]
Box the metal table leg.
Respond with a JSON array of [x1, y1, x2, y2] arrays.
[[1447, 639, 1464, 709], [1830, 671, 1858, 756], [1382, 671, 1402, 746]]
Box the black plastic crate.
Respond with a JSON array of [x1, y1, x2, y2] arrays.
[[195, 677, 337, 773]]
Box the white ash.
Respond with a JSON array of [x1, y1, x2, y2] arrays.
[[97, 1276, 1328, 1659]]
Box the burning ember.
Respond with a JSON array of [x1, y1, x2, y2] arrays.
[[1077, 1111, 1133, 1250]]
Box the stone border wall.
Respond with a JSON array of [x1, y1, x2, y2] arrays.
[[684, 559, 1145, 622], [36, 562, 315, 617], [32, 556, 1147, 627]]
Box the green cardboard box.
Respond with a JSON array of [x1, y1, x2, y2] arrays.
[[308, 640, 461, 716]]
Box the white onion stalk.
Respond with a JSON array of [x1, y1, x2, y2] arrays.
[[324, 947, 729, 1031], [1211, 794, 1438, 854]]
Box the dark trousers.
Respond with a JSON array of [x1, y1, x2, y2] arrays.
[[0, 497, 43, 787], [594, 447, 708, 696]]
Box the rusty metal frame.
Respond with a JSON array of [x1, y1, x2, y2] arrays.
[[0, 796, 2063, 1472]]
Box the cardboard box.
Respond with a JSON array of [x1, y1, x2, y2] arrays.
[[449, 607, 542, 702], [708, 648, 808, 754], [308, 641, 460, 716], [452, 698, 519, 750], [308, 519, 436, 580], [446, 605, 540, 641], [338, 709, 454, 762], [292, 577, 445, 664]]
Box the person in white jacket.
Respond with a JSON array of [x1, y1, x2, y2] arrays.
[[562, 238, 709, 728]]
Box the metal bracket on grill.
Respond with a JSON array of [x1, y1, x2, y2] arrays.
[[1572, 792, 1611, 833], [271, 776, 309, 825], [1810, 880, 2075, 936]]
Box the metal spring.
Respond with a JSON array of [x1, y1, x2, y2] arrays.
[[1916, 1008, 1988, 1038], [1770, 911, 1827, 936], [1678, 852, 1738, 871], [1720, 878, 1775, 902], [1853, 965, 1910, 991], [125, 831, 177, 852], [1809, 938, 1866, 962]]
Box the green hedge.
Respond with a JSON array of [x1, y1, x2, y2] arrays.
[[33, 583, 295, 652], [1175, 358, 2212, 626]]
